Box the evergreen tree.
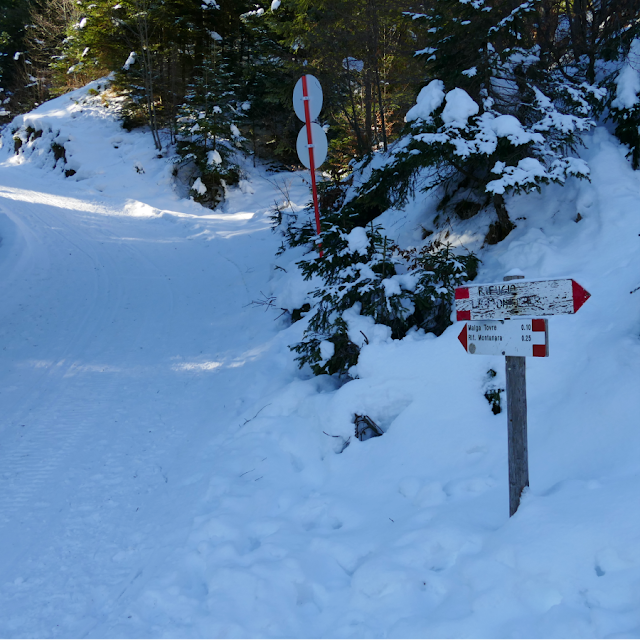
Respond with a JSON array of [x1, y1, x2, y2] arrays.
[[346, 0, 602, 240], [0, 0, 32, 115], [23, 0, 82, 103], [289, 217, 477, 376], [607, 38, 640, 170], [174, 34, 246, 205]]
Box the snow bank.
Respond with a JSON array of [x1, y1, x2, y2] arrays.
[[0, 78, 188, 214]]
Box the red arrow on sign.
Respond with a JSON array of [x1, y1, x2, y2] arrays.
[[458, 323, 467, 350], [571, 280, 590, 313]]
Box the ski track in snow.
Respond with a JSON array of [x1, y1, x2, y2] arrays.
[[0, 157, 297, 637]]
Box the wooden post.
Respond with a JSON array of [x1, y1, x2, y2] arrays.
[[504, 274, 529, 516]]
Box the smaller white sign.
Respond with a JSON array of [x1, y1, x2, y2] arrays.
[[296, 123, 328, 170], [458, 318, 549, 357], [293, 75, 323, 123]]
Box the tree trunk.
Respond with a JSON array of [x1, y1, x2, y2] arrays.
[[486, 193, 515, 244], [364, 72, 373, 151], [375, 67, 387, 152]]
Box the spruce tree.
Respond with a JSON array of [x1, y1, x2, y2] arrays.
[[347, 0, 601, 240], [175, 34, 246, 206], [289, 218, 478, 377], [607, 38, 640, 170]]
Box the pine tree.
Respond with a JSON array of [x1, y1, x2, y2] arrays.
[[23, 0, 82, 103], [607, 38, 640, 170], [288, 212, 477, 377], [0, 0, 37, 115], [175, 34, 246, 206], [346, 0, 602, 241]]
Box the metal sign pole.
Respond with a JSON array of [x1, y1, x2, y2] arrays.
[[301, 75, 323, 258], [503, 273, 529, 516]]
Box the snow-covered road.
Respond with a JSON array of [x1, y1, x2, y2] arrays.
[[0, 166, 294, 636]]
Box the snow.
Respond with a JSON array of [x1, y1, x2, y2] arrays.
[[122, 51, 136, 71], [490, 113, 531, 140], [441, 88, 480, 126], [405, 80, 445, 122], [346, 226, 369, 254], [319, 340, 335, 364], [207, 149, 222, 165], [343, 57, 364, 73], [191, 176, 207, 194], [0, 79, 640, 638]]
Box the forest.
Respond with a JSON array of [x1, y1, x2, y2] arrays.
[[1, 0, 638, 180]]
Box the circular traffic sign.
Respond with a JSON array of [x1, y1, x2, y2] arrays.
[[293, 75, 323, 123], [296, 123, 328, 169]]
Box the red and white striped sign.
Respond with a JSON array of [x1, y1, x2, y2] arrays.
[[455, 278, 590, 321], [458, 318, 549, 357]]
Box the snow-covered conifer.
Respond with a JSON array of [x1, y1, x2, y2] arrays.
[[350, 0, 602, 242], [175, 36, 244, 206], [607, 38, 640, 169], [290, 219, 477, 376]]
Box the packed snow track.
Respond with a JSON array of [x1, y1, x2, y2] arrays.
[[0, 170, 287, 637]]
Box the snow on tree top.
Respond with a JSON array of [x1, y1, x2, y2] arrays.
[[207, 150, 222, 166], [441, 88, 479, 127], [191, 177, 207, 195], [123, 52, 136, 71], [405, 80, 445, 122], [490, 114, 541, 145], [346, 227, 369, 255]]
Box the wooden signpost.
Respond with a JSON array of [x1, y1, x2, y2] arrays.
[[455, 273, 590, 517]]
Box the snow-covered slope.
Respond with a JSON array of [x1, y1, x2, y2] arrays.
[[0, 81, 639, 638]]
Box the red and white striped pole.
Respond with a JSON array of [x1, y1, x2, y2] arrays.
[[301, 75, 323, 258]]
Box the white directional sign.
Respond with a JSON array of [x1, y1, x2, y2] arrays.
[[455, 278, 590, 321], [296, 123, 328, 170], [293, 74, 323, 123], [458, 318, 549, 357]]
